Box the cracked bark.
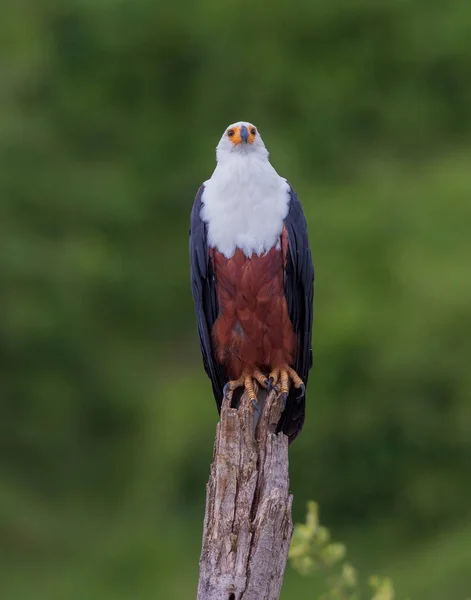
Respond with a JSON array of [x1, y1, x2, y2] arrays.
[[197, 387, 294, 600]]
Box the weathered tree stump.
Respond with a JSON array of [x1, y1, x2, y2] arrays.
[[197, 387, 294, 600]]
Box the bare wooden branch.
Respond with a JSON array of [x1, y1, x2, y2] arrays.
[[197, 387, 294, 600]]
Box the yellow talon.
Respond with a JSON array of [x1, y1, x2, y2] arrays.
[[223, 370, 261, 403], [223, 374, 245, 397], [253, 369, 268, 388], [267, 365, 305, 398], [287, 366, 304, 389], [280, 370, 289, 395], [222, 366, 304, 405], [243, 372, 257, 402], [268, 368, 279, 387]]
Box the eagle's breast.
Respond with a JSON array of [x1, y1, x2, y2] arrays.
[[200, 156, 291, 258], [210, 228, 295, 379]]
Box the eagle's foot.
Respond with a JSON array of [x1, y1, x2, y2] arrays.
[[223, 370, 262, 403], [267, 368, 280, 394], [253, 369, 270, 389], [277, 365, 306, 403], [287, 366, 306, 400], [223, 374, 245, 400]]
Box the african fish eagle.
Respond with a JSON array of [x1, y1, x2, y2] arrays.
[[190, 122, 314, 443]]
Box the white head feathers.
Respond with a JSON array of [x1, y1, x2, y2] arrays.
[[200, 122, 290, 258], [215, 121, 269, 163]]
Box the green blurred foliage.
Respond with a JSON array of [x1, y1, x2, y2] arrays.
[[290, 502, 396, 600], [1, 0, 471, 598]]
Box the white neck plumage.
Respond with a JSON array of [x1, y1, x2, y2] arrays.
[[200, 153, 290, 259]]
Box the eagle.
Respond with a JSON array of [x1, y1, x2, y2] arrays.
[[190, 122, 314, 443]]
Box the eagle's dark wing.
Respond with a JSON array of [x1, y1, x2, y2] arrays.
[[189, 185, 227, 408], [279, 183, 315, 443]]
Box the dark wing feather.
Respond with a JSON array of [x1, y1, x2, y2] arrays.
[[278, 183, 315, 443], [189, 185, 226, 407]]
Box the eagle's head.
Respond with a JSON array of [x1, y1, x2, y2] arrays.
[[216, 121, 269, 163]]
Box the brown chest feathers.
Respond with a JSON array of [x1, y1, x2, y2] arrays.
[[210, 232, 295, 380]]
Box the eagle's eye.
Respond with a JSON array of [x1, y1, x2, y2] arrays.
[[227, 130, 235, 137], [250, 128, 256, 136]]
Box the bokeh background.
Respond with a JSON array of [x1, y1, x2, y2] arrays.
[[2, 1, 471, 598]]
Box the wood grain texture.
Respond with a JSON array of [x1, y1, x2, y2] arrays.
[[197, 387, 293, 600]]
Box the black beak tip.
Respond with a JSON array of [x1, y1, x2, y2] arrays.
[[240, 125, 249, 143]]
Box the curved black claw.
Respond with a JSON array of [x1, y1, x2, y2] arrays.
[[281, 392, 288, 410], [251, 399, 261, 415], [296, 383, 306, 401], [266, 377, 275, 394], [223, 382, 232, 399]]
